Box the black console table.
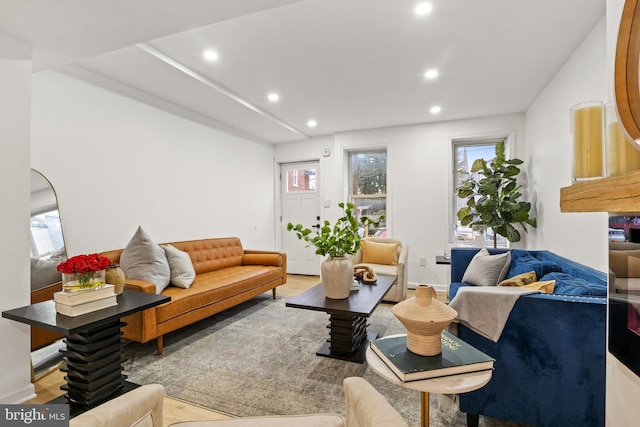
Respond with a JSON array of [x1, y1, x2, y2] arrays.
[[2, 290, 169, 415]]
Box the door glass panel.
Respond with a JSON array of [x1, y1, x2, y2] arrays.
[[286, 167, 317, 192]]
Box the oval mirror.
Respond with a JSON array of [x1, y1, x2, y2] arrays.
[[615, 0, 640, 144]]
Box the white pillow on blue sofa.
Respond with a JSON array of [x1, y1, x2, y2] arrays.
[[462, 248, 511, 287]]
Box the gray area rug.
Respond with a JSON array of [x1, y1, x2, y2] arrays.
[[122, 294, 529, 427]]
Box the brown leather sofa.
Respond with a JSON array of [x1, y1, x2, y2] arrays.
[[100, 237, 286, 355]]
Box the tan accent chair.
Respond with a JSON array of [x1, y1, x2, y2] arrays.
[[69, 378, 407, 427], [70, 384, 164, 427], [352, 237, 408, 302], [171, 377, 407, 427]]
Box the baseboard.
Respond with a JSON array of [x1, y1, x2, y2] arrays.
[[408, 282, 448, 293]]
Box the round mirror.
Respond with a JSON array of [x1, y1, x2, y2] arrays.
[[615, 0, 640, 144]]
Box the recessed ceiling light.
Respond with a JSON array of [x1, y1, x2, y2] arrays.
[[430, 106, 442, 114], [307, 119, 317, 128], [268, 93, 280, 102], [203, 50, 219, 61], [415, 2, 433, 16], [424, 68, 438, 80]]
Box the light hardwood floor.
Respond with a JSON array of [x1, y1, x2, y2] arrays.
[[25, 275, 434, 425]]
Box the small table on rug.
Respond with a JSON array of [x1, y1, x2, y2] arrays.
[[286, 275, 395, 363], [2, 290, 169, 417], [366, 338, 492, 427]]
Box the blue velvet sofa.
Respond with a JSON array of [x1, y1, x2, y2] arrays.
[[449, 247, 607, 427]]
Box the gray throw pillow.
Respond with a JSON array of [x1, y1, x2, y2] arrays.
[[120, 226, 171, 294], [162, 244, 196, 288], [462, 248, 512, 286]]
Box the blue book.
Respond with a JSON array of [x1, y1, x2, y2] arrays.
[[370, 331, 494, 382]]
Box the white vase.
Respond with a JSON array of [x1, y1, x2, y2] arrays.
[[321, 256, 354, 299]]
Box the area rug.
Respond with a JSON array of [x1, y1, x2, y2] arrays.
[[121, 295, 528, 427]]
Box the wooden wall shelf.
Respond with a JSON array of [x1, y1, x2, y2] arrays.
[[560, 169, 640, 213]]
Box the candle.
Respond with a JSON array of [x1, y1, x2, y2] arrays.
[[606, 102, 640, 176], [571, 101, 604, 182]]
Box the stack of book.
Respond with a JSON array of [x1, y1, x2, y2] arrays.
[[54, 285, 117, 317], [370, 331, 494, 382]]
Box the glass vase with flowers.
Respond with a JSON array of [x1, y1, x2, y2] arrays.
[[57, 253, 111, 292]]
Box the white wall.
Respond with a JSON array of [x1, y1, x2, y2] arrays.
[[276, 114, 526, 288], [0, 33, 35, 403], [31, 71, 277, 255], [526, 1, 640, 423], [525, 17, 608, 271]]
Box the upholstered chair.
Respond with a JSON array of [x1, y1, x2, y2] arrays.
[[352, 237, 408, 302], [69, 378, 407, 427], [170, 377, 407, 427], [70, 383, 164, 427]]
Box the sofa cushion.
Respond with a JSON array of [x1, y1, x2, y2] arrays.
[[163, 244, 196, 289], [120, 226, 171, 294], [498, 270, 537, 287], [521, 280, 555, 293], [156, 265, 284, 323], [361, 240, 398, 266], [541, 272, 607, 296], [30, 247, 66, 291], [508, 251, 562, 278], [462, 248, 511, 286]]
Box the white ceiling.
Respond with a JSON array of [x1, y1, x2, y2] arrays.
[[1, 0, 605, 144]]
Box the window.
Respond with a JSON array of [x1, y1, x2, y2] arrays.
[[349, 150, 387, 236], [30, 209, 64, 257], [452, 138, 508, 247], [286, 166, 316, 193]]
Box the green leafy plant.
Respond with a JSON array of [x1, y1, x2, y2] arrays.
[[287, 202, 385, 258], [456, 141, 537, 248]]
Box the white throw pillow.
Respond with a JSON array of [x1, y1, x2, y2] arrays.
[[462, 248, 511, 287], [162, 244, 196, 288], [120, 226, 171, 294]]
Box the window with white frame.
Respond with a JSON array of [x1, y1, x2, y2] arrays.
[[452, 137, 509, 247], [349, 150, 387, 236]]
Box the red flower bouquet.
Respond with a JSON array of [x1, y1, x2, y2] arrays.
[[58, 253, 111, 291]]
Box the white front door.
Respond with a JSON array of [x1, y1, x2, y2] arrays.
[[281, 162, 322, 275]]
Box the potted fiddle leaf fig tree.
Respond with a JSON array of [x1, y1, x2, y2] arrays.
[[456, 141, 537, 248], [287, 202, 384, 299]]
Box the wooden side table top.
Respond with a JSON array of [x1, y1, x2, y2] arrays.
[[286, 274, 396, 316], [2, 290, 170, 334]]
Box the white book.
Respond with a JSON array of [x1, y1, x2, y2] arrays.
[[55, 294, 118, 317], [53, 284, 115, 306]]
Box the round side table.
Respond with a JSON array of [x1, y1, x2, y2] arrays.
[[366, 341, 492, 427]]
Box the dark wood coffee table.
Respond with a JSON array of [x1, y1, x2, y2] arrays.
[[286, 275, 396, 363]]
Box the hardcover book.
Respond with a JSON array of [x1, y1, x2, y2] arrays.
[[370, 331, 494, 382], [54, 284, 115, 305], [55, 294, 118, 317]]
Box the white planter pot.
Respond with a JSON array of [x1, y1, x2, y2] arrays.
[[321, 256, 354, 299]]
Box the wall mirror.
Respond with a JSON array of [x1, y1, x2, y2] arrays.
[[30, 169, 66, 291], [610, 0, 640, 380], [615, 0, 640, 144], [30, 169, 67, 380]]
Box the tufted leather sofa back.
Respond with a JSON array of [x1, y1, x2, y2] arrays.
[[170, 237, 244, 275], [100, 237, 246, 276]]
